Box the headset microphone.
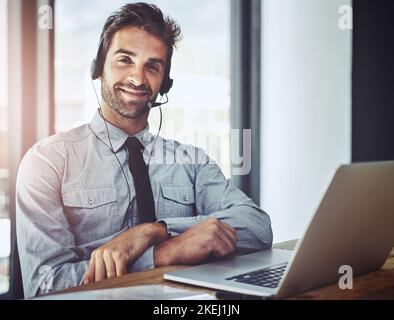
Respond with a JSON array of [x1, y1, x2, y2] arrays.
[[148, 102, 161, 109], [147, 93, 169, 109]]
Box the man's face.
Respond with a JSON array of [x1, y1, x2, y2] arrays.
[[101, 26, 168, 119]]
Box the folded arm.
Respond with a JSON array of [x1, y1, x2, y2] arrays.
[[153, 155, 273, 267], [88, 150, 273, 273]]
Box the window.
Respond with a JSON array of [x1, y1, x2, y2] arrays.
[[260, 0, 352, 242], [55, 0, 231, 177], [0, 0, 10, 295]]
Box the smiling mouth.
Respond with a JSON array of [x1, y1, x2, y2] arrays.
[[118, 88, 149, 99]]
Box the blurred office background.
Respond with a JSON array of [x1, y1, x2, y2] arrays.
[[1, 0, 394, 299]]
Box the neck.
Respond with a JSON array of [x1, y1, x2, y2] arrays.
[[100, 102, 149, 136]]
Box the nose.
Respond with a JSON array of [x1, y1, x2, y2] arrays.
[[128, 63, 147, 87]]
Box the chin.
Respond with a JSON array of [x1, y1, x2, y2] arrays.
[[118, 104, 149, 119]]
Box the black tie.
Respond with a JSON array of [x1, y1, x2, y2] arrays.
[[125, 137, 156, 223]]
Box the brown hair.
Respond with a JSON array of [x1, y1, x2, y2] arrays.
[[95, 2, 181, 78]]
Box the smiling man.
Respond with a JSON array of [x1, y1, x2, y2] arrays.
[[16, 2, 273, 298], [100, 27, 166, 130]]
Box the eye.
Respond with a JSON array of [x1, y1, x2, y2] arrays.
[[118, 56, 131, 64], [146, 64, 161, 74]]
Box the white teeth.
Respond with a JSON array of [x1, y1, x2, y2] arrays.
[[120, 88, 146, 95]]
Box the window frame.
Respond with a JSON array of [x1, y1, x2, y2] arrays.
[[230, 0, 261, 205], [1, 0, 54, 300], [0, 0, 10, 300]]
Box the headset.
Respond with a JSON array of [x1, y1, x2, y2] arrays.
[[90, 35, 174, 99], [90, 23, 172, 228]]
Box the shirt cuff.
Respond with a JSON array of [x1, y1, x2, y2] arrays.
[[128, 245, 155, 272], [158, 215, 211, 237]]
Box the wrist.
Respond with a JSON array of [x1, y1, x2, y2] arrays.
[[153, 221, 170, 243], [127, 222, 169, 248], [154, 239, 175, 267]]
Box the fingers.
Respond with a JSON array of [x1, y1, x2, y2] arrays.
[[214, 229, 236, 255], [218, 222, 237, 245], [205, 219, 237, 257], [95, 252, 107, 282], [84, 255, 96, 285], [103, 251, 117, 280], [114, 253, 128, 277], [211, 228, 236, 257], [95, 250, 128, 281], [84, 250, 129, 284]]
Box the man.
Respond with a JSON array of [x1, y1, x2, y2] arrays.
[[16, 3, 272, 298]]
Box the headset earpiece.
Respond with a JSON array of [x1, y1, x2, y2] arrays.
[[91, 58, 99, 80], [91, 36, 104, 80], [159, 58, 173, 95], [160, 77, 173, 96]]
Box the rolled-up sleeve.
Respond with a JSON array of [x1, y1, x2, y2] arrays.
[[159, 154, 273, 252], [16, 145, 87, 298]]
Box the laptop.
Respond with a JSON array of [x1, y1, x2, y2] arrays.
[[164, 161, 394, 298]]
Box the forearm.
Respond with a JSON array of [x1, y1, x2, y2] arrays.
[[219, 205, 273, 252], [154, 216, 239, 267], [127, 223, 170, 272], [125, 222, 169, 247], [84, 222, 170, 282], [159, 205, 273, 252], [35, 261, 89, 297]]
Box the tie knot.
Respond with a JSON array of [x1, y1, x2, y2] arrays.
[[125, 137, 144, 152]]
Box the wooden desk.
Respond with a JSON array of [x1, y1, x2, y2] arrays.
[[59, 240, 394, 299]]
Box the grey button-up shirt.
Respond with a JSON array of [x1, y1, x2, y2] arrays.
[[16, 111, 273, 298]]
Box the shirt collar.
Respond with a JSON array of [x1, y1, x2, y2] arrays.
[[89, 109, 155, 153]]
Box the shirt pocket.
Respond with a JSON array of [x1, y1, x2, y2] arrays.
[[158, 184, 196, 219], [62, 187, 118, 242]]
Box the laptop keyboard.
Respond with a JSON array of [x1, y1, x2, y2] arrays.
[[226, 264, 287, 289]]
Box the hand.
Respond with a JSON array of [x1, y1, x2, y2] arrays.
[[83, 222, 169, 284], [154, 218, 237, 267]]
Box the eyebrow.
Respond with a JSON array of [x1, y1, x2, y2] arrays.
[[114, 49, 165, 66]]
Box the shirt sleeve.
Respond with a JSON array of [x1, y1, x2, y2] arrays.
[[158, 152, 273, 253], [128, 246, 155, 272], [16, 145, 88, 298]]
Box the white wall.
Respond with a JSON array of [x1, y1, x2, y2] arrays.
[[260, 0, 352, 243]]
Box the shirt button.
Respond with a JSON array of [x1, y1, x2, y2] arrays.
[[183, 195, 189, 202], [88, 199, 94, 204]]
